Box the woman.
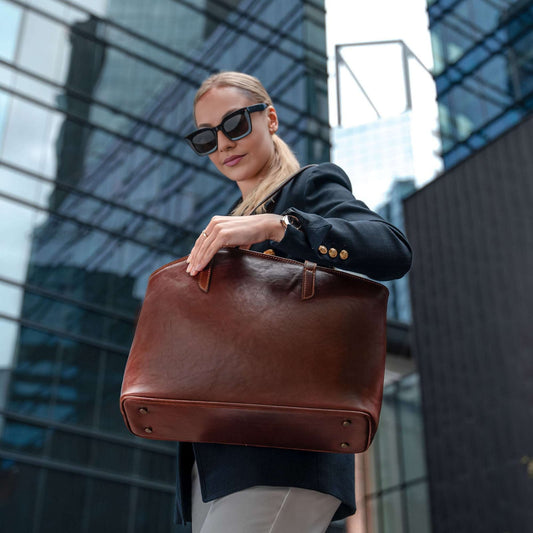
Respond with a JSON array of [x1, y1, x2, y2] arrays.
[[178, 71, 412, 533]]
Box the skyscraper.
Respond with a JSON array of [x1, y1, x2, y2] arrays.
[[429, 0, 533, 168], [404, 111, 533, 533], [0, 1, 329, 530], [402, 1, 533, 531]]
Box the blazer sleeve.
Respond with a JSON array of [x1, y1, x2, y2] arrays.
[[269, 163, 412, 281]]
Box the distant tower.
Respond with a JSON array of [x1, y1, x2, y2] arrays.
[[332, 39, 441, 210]]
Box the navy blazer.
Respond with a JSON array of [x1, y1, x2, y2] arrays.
[[175, 163, 412, 524]]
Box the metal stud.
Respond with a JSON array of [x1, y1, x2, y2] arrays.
[[144, 427, 153, 434], [138, 407, 148, 414], [340, 442, 349, 449], [342, 419, 351, 427]]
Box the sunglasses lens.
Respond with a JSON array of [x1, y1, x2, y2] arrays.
[[186, 105, 263, 155], [223, 110, 251, 140], [190, 130, 216, 155]]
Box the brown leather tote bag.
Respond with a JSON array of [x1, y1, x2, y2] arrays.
[[120, 247, 388, 453]]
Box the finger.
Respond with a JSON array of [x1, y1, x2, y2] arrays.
[[191, 244, 220, 275], [186, 229, 211, 273], [188, 223, 223, 275], [189, 239, 221, 276], [192, 224, 233, 274]]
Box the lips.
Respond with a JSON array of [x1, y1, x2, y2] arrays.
[[223, 155, 244, 167]]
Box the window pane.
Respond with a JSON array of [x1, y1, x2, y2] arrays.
[[376, 388, 400, 490], [135, 488, 178, 533], [406, 482, 432, 533], [381, 489, 404, 533], [138, 448, 175, 484], [4, 325, 102, 427], [16, 12, 68, 81], [0, 317, 19, 370], [0, 0, 22, 61], [366, 495, 381, 532], [98, 352, 128, 434], [0, 96, 61, 177], [365, 441, 379, 495], [87, 477, 130, 530], [511, 31, 533, 99], [91, 438, 135, 475], [47, 428, 90, 466], [398, 374, 427, 482], [0, 198, 42, 285], [0, 420, 47, 455], [443, 20, 473, 64], [40, 0, 108, 18], [476, 56, 513, 106], [40, 469, 87, 530], [0, 461, 40, 531]]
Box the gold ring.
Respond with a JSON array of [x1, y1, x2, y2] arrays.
[[202, 231, 208, 238]]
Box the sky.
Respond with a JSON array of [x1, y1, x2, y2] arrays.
[[324, 0, 442, 208], [325, 0, 435, 122]]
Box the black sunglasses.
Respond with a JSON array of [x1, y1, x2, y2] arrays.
[[185, 103, 268, 156]]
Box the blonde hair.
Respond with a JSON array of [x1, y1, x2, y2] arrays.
[[194, 71, 300, 215]]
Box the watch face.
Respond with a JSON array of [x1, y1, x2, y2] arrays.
[[284, 214, 301, 230]]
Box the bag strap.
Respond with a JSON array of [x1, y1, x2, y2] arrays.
[[250, 164, 316, 215]]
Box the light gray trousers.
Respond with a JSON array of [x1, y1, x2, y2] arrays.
[[191, 462, 341, 533]]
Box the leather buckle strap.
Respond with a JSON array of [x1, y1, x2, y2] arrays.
[[302, 260, 316, 300], [197, 264, 212, 293]]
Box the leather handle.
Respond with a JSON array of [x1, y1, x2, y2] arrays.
[[302, 261, 316, 300], [196, 256, 317, 300], [197, 263, 212, 293]]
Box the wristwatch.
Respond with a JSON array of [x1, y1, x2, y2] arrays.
[[280, 214, 301, 231]]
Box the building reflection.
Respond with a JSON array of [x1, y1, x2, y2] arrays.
[[0, 0, 329, 530]]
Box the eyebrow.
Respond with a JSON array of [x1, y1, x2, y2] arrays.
[[197, 107, 242, 128]]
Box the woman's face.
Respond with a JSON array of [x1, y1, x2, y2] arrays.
[[194, 86, 278, 197]]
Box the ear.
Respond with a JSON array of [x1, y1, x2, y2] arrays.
[[267, 105, 278, 134]]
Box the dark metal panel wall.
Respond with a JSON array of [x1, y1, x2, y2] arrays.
[[404, 114, 533, 533]]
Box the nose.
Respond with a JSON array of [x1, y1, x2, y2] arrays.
[[217, 129, 235, 152]]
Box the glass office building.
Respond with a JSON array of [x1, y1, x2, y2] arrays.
[[0, 0, 328, 530], [363, 374, 431, 533], [376, 179, 416, 324], [428, 0, 533, 168], [404, 111, 533, 533]]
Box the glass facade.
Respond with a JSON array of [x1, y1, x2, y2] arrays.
[[332, 114, 416, 211], [376, 179, 416, 324], [0, 0, 328, 531], [363, 374, 431, 533], [428, 0, 533, 168]]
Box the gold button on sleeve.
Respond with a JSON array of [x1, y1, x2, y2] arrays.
[[318, 245, 327, 255], [328, 248, 338, 258], [263, 249, 275, 255], [340, 250, 349, 260]]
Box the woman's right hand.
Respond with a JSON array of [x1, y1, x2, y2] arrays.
[[186, 214, 285, 276]]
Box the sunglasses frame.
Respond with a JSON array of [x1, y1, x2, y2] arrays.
[[185, 103, 268, 156]]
